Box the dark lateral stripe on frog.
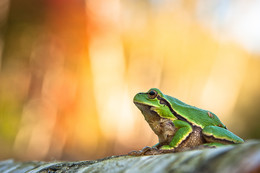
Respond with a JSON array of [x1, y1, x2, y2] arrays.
[[157, 95, 195, 126], [203, 134, 236, 144]]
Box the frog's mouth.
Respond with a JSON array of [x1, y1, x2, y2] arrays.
[[134, 102, 161, 122]]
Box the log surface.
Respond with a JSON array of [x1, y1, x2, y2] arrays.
[[1, 140, 260, 173]]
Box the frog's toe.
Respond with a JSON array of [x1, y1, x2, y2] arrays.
[[128, 150, 143, 156], [141, 146, 154, 153], [128, 146, 157, 156]]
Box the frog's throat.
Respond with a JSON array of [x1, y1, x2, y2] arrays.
[[134, 102, 161, 123], [134, 102, 176, 142]]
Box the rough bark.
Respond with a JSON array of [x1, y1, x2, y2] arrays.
[[1, 140, 260, 173]]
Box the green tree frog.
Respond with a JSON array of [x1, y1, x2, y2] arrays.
[[132, 88, 244, 154]]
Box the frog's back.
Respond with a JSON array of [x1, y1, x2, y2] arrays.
[[165, 95, 225, 128]]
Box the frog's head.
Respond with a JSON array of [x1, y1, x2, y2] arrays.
[[134, 88, 174, 122]]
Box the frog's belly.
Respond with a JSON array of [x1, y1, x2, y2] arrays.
[[176, 126, 206, 151]]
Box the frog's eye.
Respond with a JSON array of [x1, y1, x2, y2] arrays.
[[148, 90, 157, 99]]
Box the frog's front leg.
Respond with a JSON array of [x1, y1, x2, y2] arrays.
[[202, 125, 244, 145], [160, 120, 193, 150]]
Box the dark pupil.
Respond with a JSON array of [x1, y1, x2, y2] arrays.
[[149, 91, 155, 95]]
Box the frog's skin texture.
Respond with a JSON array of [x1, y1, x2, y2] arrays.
[[132, 88, 244, 154]]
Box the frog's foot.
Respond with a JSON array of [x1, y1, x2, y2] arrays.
[[145, 148, 176, 155], [128, 150, 143, 156], [128, 146, 175, 156], [128, 146, 158, 156]]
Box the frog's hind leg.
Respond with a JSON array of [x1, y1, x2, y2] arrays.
[[160, 120, 193, 150], [202, 125, 244, 145]]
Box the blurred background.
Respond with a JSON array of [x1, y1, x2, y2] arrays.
[[0, 0, 260, 161]]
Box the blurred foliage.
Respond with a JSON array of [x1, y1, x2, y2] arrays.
[[0, 0, 260, 161]]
